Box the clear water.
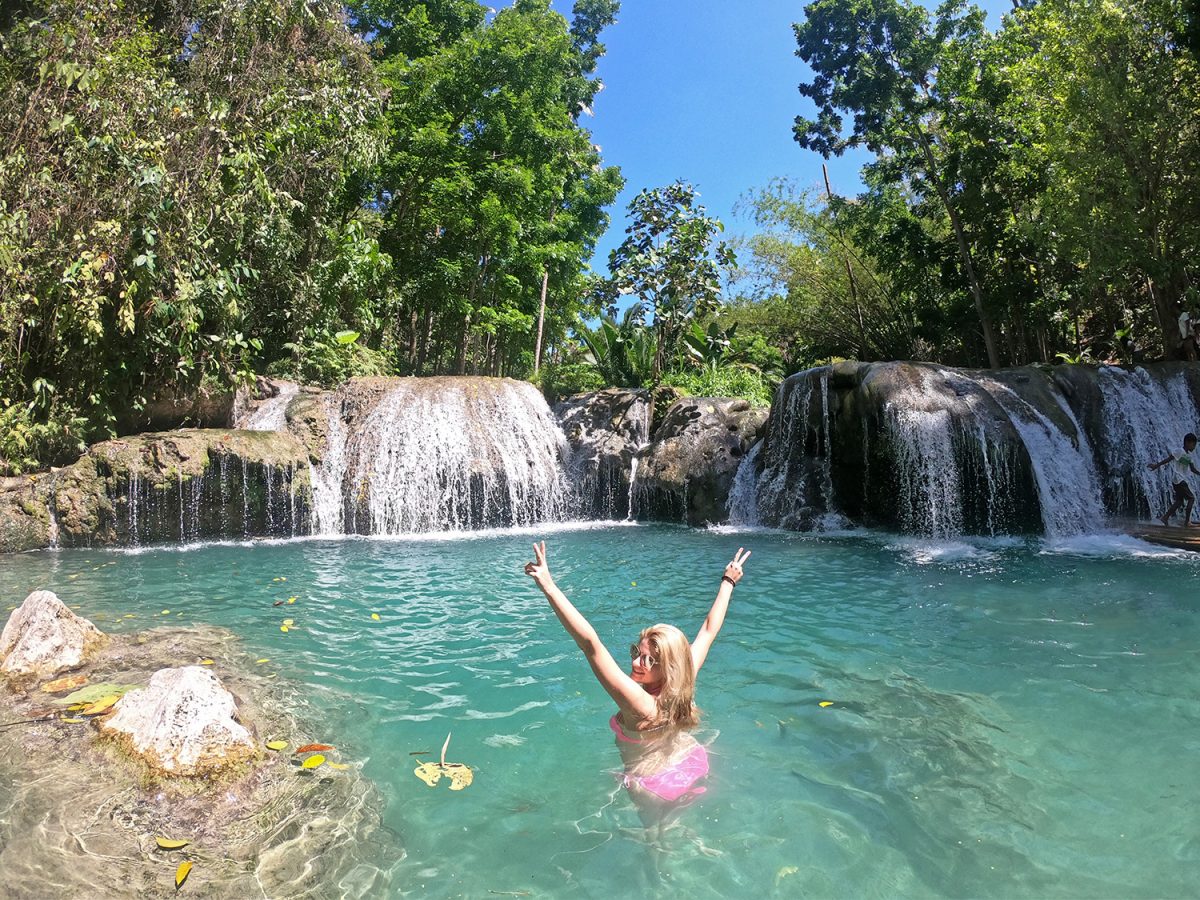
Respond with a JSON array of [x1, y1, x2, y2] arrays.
[[2, 524, 1198, 898]]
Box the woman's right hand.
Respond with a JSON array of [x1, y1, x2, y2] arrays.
[[723, 547, 751, 585], [524, 540, 551, 583]]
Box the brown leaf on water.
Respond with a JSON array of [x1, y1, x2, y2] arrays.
[[295, 743, 333, 754], [175, 860, 193, 890], [41, 674, 88, 694]]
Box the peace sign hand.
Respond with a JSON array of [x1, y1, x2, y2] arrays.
[[723, 547, 751, 586], [524, 540, 551, 584]]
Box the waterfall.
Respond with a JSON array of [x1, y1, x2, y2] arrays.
[[975, 378, 1105, 537], [309, 378, 570, 535], [886, 405, 964, 538], [237, 381, 300, 431], [625, 399, 653, 520], [727, 441, 762, 525], [1094, 366, 1200, 519], [310, 393, 349, 535]]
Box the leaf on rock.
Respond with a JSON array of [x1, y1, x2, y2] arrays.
[[295, 743, 333, 753], [175, 860, 193, 890], [199, 659, 214, 666], [327, 762, 349, 771], [156, 837, 189, 850], [81, 695, 120, 716], [60, 717, 85, 724], [41, 674, 89, 694], [301, 754, 326, 769], [266, 740, 287, 751], [54, 683, 137, 707]]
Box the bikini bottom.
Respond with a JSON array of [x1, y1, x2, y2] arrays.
[[621, 744, 709, 803]]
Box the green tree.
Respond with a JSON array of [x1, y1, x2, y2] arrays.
[[602, 181, 736, 379]]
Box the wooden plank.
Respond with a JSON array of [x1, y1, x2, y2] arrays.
[[1125, 522, 1200, 552]]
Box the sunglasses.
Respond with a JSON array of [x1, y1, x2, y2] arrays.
[[629, 644, 659, 668]]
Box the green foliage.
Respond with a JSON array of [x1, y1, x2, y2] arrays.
[[659, 365, 774, 407], [599, 181, 736, 377], [534, 360, 606, 402], [0, 0, 385, 452], [0, 401, 88, 475], [575, 308, 656, 388]]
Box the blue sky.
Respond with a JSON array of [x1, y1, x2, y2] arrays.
[[553, 0, 1011, 273]]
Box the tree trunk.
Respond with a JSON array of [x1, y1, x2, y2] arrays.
[[455, 311, 471, 375], [1147, 276, 1181, 360], [913, 128, 1002, 368], [533, 267, 550, 375]]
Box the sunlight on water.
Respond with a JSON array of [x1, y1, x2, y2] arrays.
[[2, 525, 1198, 898]]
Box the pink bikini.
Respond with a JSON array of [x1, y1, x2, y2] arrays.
[[609, 715, 709, 803]]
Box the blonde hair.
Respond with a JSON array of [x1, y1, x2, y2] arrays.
[[640, 623, 700, 730]]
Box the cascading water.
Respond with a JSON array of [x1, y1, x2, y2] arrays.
[[975, 378, 1105, 537], [886, 404, 964, 539], [727, 441, 762, 525], [309, 378, 571, 535], [1094, 366, 1200, 518], [236, 381, 300, 432]]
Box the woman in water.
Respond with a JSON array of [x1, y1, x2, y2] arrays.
[[523, 540, 750, 825]]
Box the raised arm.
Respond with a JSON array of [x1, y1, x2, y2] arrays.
[[1149, 454, 1175, 470], [691, 547, 751, 673], [524, 542, 655, 719]]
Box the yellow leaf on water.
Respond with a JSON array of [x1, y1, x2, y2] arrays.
[[255, 658, 269, 664], [302, 754, 326, 770], [280, 625, 289, 633], [631, 581, 637, 587], [327, 762, 349, 770], [175, 860, 193, 890], [445, 763, 474, 791], [60, 717, 85, 724], [123, 614, 135, 619], [155, 837, 189, 850], [370, 613, 380, 621], [414, 762, 441, 787], [287, 598, 296, 604], [818, 701, 834, 708], [81, 695, 120, 716], [266, 740, 287, 751], [775, 866, 799, 886], [200, 659, 214, 666], [282, 619, 294, 627], [161, 610, 170, 615]]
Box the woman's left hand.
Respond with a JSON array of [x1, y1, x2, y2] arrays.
[[723, 547, 751, 585]]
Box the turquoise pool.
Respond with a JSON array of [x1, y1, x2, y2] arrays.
[[2, 525, 1198, 897]]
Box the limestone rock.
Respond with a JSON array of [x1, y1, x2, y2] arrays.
[[98, 666, 258, 776], [0, 590, 107, 678], [555, 388, 654, 519], [637, 397, 768, 525]]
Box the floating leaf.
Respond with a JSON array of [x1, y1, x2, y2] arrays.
[[295, 743, 333, 754], [123, 614, 135, 619], [280, 625, 289, 633], [81, 695, 120, 716], [255, 659, 269, 664], [175, 860, 193, 890], [287, 597, 296, 604], [41, 674, 88, 693], [414, 762, 442, 787], [302, 754, 326, 769], [60, 717, 85, 724], [775, 866, 799, 887], [444, 763, 474, 791], [199, 659, 214, 666], [818, 701, 834, 708], [156, 837, 189, 850], [282, 619, 294, 627], [266, 740, 287, 751], [161, 610, 170, 615], [370, 613, 380, 621], [272, 600, 284, 607], [631, 581, 637, 587], [327, 762, 349, 771]]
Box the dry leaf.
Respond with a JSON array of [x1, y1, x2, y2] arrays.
[[327, 762, 350, 771], [295, 743, 333, 753], [199, 659, 214, 666], [41, 674, 88, 694], [412, 732, 473, 791], [444, 763, 474, 791], [818, 701, 834, 708], [302, 754, 326, 769], [280, 625, 289, 633], [370, 613, 380, 621], [255, 658, 269, 664], [413, 762, 442, 787], [81, 695, 120, 716], [60, 717, 85, 724], [266, 740, 287, 751], [175, 860, 193, 890], [282, 619, 294, 627], [156, 837, 189, 850]]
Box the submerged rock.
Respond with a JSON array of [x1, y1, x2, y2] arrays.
[[0, 624, 396, 897], [99, 666, 258, 776], [0, 590, 107, 678], [637, 397, 768, 525]]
